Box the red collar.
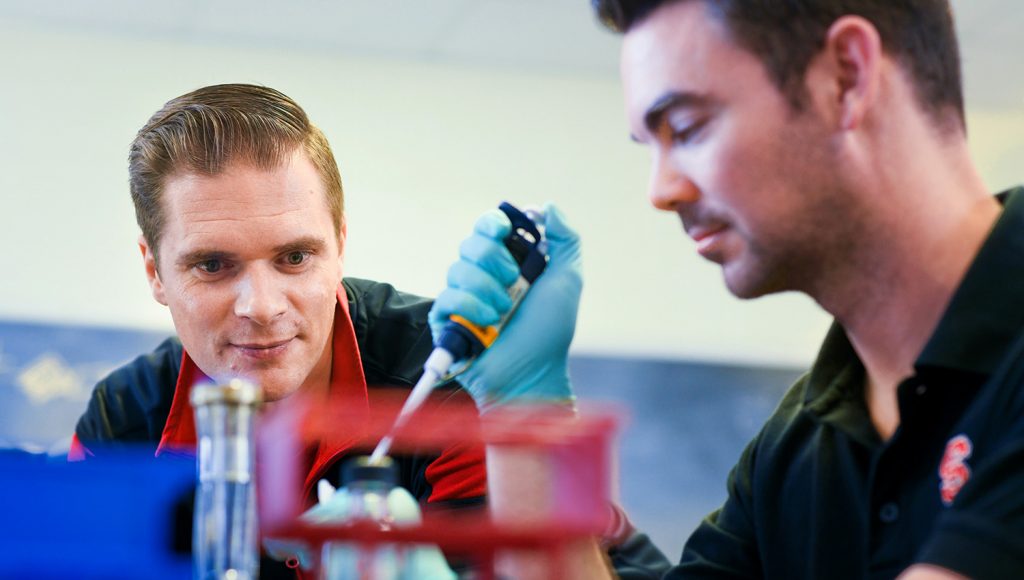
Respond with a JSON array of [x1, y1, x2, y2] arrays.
[[156, 284, 369, 498]]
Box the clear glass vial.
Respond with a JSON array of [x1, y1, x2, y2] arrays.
[[191, 379, 262, 580]]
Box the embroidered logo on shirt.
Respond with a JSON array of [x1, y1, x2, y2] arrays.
[[938, 434, 973, 506]]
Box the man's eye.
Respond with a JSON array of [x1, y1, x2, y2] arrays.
[[670, 122, 705, 145], [196, 259, 223, 274], [285, 251, 308, 266]]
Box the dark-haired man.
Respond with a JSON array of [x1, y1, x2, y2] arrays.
[[432, 1, 1024, 578]]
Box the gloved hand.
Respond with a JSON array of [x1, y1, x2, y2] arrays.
[[428, 202, 582, 414], [263, 483, 456, 579]]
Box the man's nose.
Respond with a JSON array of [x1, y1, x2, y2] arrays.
[[234, 266, 287, 325], [648, 151, 700, 211]]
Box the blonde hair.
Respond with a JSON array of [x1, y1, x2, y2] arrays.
[[128, 83, 344, 260]]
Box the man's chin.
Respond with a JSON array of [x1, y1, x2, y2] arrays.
[[720, 264, 790, 299], [206, 370, 301, 403], [253, 379, 303, 403], [722, 262, 779, 300]]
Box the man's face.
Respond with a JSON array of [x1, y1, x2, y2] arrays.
[[140, 150, 344, 402], [622, 1, 858, 299]]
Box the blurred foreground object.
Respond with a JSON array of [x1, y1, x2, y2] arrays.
[[260, 391, 621, 579], [320, 457, 404, 579], [191, 379, 262, 580], [0, 448, 193, 579]]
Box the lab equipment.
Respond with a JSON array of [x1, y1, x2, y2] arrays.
[[322, 456, 399, 579], [427, 202, 581, 412], [257, 395, 620, 579], [0, 448, 193, 579], [191, 379, 262, 580], [369, 202, 548, 464]]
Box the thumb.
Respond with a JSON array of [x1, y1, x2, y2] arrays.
[[542, 203, 580, 254], [541, 202, 577, 243], [301, 488, 353, 523], [387, 487, 423, 525], [540, 202, 582, 275]]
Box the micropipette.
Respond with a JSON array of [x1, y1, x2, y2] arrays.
[[368, 202, 548, 464]]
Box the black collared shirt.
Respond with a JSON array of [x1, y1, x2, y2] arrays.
[[669, 187, 1024, 579]]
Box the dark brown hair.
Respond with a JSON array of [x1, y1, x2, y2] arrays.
[[593, 0, 965, 132]]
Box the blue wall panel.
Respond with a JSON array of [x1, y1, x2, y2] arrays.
[[570, 356, 802, 559], [0, 320, 168, 451]]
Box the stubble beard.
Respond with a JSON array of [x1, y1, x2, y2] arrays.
[[724, 187, 870, 303], [720, 238, 794, 300]]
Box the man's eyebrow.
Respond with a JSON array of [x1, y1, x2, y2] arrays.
[[273, 236, 327, 255], [636, 91, 714, 139], [176, 249, 234, 268]]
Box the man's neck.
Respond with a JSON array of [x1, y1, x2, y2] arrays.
[[305, 327, 336, 402], [817, 146, 1000, 440]]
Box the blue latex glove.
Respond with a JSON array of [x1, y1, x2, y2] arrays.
[[428, 202, 582, 413], [263, 484, 456, 579]]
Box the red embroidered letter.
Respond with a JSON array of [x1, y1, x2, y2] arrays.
[[938, 434, 973, 506]]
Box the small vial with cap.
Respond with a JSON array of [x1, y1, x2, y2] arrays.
[[191, 379, 262, 580], [319, 456, 405, 580]]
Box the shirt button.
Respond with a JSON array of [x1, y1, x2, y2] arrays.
[[879, 502, 900, 523], [915, 384, 927, 396]]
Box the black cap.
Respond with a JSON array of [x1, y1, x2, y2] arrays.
[[341, 455, 397, 486]]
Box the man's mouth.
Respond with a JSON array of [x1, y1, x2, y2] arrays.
[[230, 338, 294, 360], [687, 223, 729, 257]]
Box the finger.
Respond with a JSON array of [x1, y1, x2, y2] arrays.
[[406, 546, 458, 579], [541, 202, 580, 245], [386, 487, 423, 525], [458, 234, 520, 287], [301, 488, 352, 522], [263, 538, 307, 563], [447, 259, 513, 314], [541, 202, 583, 266], [472, 208, 512, 240], [428, 287, 503, 331]]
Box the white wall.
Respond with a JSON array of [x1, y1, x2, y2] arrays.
[[1, 16, 1021, 368]]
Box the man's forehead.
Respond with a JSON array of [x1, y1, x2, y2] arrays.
[[164, 156, 322, 205], [159, 158, 333, 248], [620, 2, 719, 130]]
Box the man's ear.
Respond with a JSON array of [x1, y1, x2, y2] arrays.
[[336, 215, 347, 275], [139, 234, 168, 306], [807, 15, 882, 131]]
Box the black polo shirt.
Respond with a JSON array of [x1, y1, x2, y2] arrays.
[[669, 187, 1024, 579]]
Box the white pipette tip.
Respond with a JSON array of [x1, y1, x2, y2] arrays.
[[368, 436, 392, 465], [368, 347, 454, 465]]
